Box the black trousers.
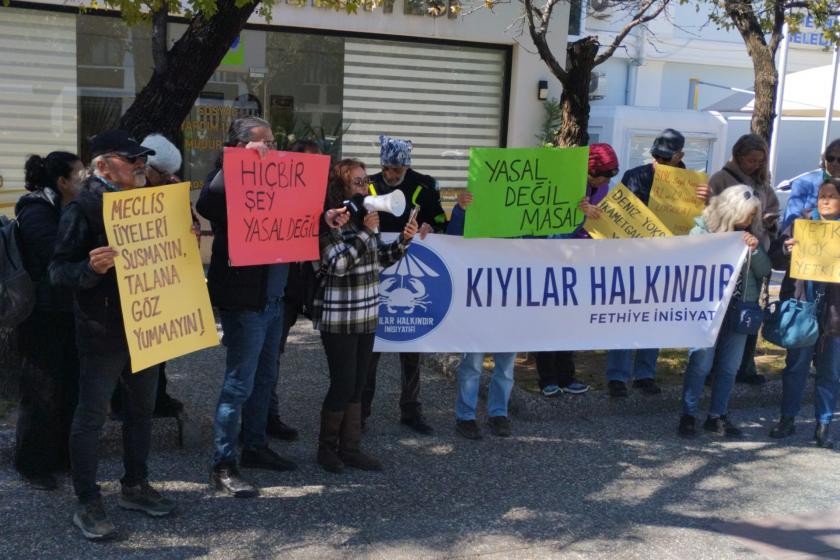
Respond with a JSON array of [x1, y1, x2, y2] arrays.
[[362, 352, 422, 420], [534, 351, 576, 389], [14, 310, 79, 477], [320, 332, 375, 413], [71, 347, 157, 504]]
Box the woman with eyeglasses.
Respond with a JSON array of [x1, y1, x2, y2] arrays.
[[312, 158, 417, 473], [14, 151, 85, 490], [678, 185, 771, 439], [768, 178, 840, 447]]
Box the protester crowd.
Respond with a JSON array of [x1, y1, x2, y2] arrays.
[[8, 117, 840, 541]]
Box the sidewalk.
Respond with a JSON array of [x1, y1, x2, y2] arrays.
[[1, 323, 839, 559]]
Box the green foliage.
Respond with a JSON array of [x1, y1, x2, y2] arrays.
[[536, 98, 562, 146], [706, 0, 840, 45]]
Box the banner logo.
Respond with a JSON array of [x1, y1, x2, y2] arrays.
[[377, 244, 452, 342]]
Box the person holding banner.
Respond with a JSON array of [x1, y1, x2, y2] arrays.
[[49, 130, 176, 540], [707, 134, 779, 387], [312, 158, 417, 472], [363, 135, 447, 435], [197, 117, 299, 497], [768, 178, 840, 447], [536, 143, 620, 397], [13, 151, 85, 491], [678, 185, 771, 439], [605, 130, 693, 398]]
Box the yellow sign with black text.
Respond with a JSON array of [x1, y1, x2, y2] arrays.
[[791, 219, 840, 283], [648, 165, 707, 235], [585, 183, 673, 239]]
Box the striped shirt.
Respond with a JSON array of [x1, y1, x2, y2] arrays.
[[312, 223, 408, 334]]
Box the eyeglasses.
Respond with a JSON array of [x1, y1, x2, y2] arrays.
[[265, 140, 278, 150], [350, 176, 370, 187], [106, 153, 147, 165], [743, 189, 758, 200], [826, 155, 840, 164]]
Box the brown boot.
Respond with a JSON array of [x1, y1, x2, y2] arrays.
[[317, 408, 345, 473], [339, 403, 383, 471]]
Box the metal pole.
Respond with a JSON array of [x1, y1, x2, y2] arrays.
[[822, 45, 840, 152], [769, 22, 791, 184]]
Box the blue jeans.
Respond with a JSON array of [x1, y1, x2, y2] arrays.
[[682, 317, 747, 417], [779, 345, 815, 418], [456, 353, 515, 420], [815, 337, 840, 424], [606, 349, 659, 382], [213, 300, 285, 466]]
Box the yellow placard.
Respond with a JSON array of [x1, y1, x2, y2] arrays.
[[647, 165, 708, 235], [790, 219, 840, 283], [103, 183, 219, 372], [585, 183, 673, 239]]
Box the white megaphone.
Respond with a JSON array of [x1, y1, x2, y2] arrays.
[[363, 189, 406, 217]]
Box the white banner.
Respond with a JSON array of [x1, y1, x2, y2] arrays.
[[373, 233, 747, 352]]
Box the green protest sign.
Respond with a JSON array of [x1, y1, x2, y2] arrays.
[[464, 146, 589, 238]]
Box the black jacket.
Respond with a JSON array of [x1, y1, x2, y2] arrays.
[[196, 169, 270, 312], [368, 168, 447, 233], [15, 188, 73, 313], [49, 176, 127, 353]]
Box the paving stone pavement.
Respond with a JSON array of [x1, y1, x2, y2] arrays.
[[3, 322, 840, 559]]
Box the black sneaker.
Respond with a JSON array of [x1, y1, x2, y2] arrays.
[[401, 415, 434, 435], [73, 499, 117, 541], [118, 481, 176, 517], [455, 419, 482, 440], [678, 414, 697, 438], [769, 416, 796, 439], [488, 416, 512, 437], [703, 415, 743, 438], [240, 445, 298, 472], [266, 416, 299, 441], [815, 423, 834, 449], [632, 378, 662, 395], [608, 380, 628, 398], [736, 373, 767, 386], [211, 463, 258, 498]]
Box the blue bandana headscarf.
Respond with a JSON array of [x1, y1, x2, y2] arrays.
[[380, 135, 412, 167]]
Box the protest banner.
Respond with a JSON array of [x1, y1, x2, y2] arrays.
[[464, 146, 588, 238], [224, 147, 330, 266], [373, 233, 746, 352], [585, 183, 673, 239], [647, 165, 708, 235], [790, 219, 840, 282], [104, 183, 218, 372]]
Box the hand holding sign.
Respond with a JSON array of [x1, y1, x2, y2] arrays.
[[464, 147, 589, 238], [224, 147, 330, 266], [648, 165, 708, 235]]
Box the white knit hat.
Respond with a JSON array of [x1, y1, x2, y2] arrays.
[[141, 134, 182, 175]]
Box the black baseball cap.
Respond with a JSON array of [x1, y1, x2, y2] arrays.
[[90, 130, 156, 159], [651, 128, 685, 160]]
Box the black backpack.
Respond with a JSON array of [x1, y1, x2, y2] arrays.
[[0, 215, 35, 327]]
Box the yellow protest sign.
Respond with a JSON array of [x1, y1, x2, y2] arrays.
[[104, 183, 218, 372], [585, 183, 673, 239], [648, 165, 707, 235], [790, 219, 840, 283]]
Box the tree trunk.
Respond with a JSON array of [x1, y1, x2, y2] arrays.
[[119, 0, 259, 140], [748, 46, 778, 144], [554, 37, 599, 147]]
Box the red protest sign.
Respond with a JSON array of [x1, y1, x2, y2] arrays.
[[223, 147, 329, 266]]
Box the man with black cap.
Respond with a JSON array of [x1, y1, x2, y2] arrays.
[[363, 135, 448, 434], [605, 129, 705, 399], [50, 130, 176, 540]]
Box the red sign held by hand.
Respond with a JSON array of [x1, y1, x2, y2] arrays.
[[224, 147, 329, 266]]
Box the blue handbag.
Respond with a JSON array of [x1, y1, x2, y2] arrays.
[[731, 252, 764, 336], [762, 284, 823, 349]]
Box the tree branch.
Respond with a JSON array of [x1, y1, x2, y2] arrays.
[[594, 0, 669, 65], [523, 0, 569, 83]]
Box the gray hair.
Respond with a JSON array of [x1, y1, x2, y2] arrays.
[[703, 184, 763, 237], [225, 116, 271, 147]]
